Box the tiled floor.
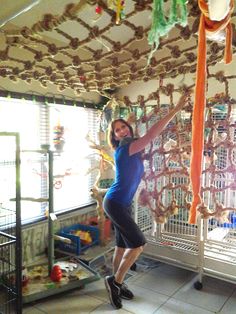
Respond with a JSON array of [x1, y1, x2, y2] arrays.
[[23, 256, 236, 314]]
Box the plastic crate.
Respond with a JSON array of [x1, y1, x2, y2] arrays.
[[88, 217, 111, 240], [57, 223, 99, 255]]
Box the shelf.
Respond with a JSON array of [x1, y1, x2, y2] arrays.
[[10, 197, 48, 202]]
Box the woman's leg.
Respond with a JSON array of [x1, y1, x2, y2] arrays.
[[103, 198, 146, 308], [114, 245, 144, 284], [113, 246, 125, 274]]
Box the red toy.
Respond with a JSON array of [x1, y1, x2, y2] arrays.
[[50, 265, 62, 282]]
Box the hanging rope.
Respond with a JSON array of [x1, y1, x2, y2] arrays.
[[188, 0, 234, 224]]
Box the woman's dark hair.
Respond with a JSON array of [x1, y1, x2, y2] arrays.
[[108, 118, 134, 150]]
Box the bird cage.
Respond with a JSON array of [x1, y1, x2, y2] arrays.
[[0, 132, 22, 314], [133, 86, 236, 288]]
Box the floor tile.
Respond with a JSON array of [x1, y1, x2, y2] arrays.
[[133, 264, 194, 296], [34, 293, 104, 314], [23, 305, 46, 314], [21, 249, 236, 314], [78, 278, 108, 301], [153, 298, 215, 314], [90, 302, 135, 313], [173, 275, 236, 312], [121, 283, 169, 314], [218, 289, 236, 314]]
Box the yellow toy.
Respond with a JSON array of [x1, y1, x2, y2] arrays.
[[75, 230, 92, 245]]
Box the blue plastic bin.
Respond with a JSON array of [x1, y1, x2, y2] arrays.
[[221, 213, 236, 229], [57, 223, 99, 255]]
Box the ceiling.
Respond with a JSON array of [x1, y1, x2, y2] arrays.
[[0, 0, 235, 103]]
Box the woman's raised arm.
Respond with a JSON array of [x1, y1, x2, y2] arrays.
[[129, 93, 189, 156]]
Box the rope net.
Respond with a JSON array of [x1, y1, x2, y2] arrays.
[[121, 74, 236, 226]]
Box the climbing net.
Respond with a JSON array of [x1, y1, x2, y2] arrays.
[[135, 86, 193, 225], [199, 72, 236, 224], [121, 73, 236, 225]]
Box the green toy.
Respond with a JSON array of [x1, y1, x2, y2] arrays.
[[148, 0, 188, 61]]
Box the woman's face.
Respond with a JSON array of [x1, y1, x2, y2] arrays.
[[113, 121, 132, 141]]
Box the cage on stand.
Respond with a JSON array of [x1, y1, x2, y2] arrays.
[[0, 132, 22, 314]]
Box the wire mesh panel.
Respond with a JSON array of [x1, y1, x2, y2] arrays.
[[0, 209, 18, 314], [202, 102, 236, 282], [134, 192, 200, 266], [0, 133, 22, 314]]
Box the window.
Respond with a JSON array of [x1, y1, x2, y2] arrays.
[[0, 97, 100, 224], [49, 104, 99, 213]]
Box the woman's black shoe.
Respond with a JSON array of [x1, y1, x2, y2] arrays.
[[104, 275, 122, 309], [120, 283, 134, 300]]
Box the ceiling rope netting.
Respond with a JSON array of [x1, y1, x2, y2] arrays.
[[0, 0, 235, 94]]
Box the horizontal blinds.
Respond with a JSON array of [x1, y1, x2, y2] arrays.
[[0, 97, 101, 223]]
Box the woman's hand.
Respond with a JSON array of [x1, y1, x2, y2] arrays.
[[129, 90, 192, 156], [174, 92, 190, 113]]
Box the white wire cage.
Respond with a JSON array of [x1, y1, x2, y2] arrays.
[[133, 98, 236, 287], [201, 102, 236, 284]]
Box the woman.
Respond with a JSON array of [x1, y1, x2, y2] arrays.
[[103, 93, 189, 309]]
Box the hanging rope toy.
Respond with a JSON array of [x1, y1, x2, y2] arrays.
[[148, 0, 188, 62], [116, 0, 125, 25], [53, 122, 65, 151]]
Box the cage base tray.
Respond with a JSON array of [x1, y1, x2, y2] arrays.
[[22, 257, 100, 304]]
